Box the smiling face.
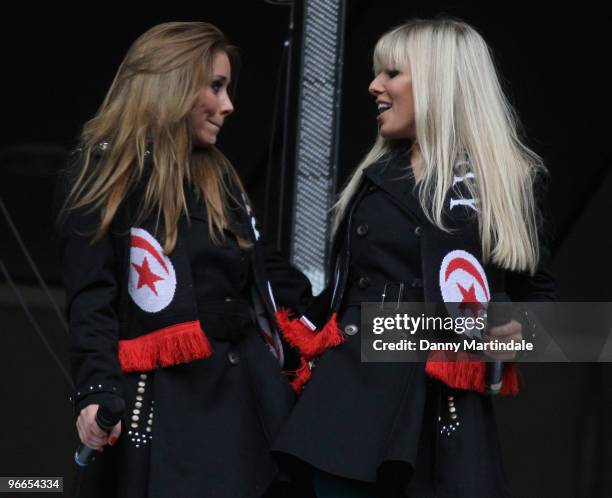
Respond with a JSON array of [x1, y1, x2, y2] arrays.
[[368, 67, 415, 140], [189, 51, 234, 147]]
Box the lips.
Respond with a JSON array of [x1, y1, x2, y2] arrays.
[[207, 121, 221, 129], [377, 101, 392, 114]]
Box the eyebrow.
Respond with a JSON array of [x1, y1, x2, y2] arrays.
[[212, 75, 228, 82]]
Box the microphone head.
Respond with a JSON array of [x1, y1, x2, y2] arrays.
[[96, 396, 125, 432]]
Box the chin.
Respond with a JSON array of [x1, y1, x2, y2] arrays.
[[379, 127, 413, 141], [194, 134, 216, 147], [379, 129, 399, 139]]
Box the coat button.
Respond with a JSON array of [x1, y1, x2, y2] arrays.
[[344, 324, 359, 335], [414, 226, 422, 237], [228, 351, 240, 365], [224, 297, 233, 302], [358, 276, 370, 289], [356, 224, 369, 237], [368, 184, 379, 192]]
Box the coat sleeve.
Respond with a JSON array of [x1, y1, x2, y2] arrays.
[[59, 166, 124, 416], [261, 239, 314, 316], [505, 238, 556, 302], [503, 170, 556, 360], [227, 180, 314, 314], [263, 238, 345, 374], [506, 170, 557, 302]]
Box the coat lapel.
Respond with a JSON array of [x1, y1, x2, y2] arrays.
[[362, 152, 424, 227]]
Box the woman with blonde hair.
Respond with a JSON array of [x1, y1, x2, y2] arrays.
[[273, 17, 555, 497], [59, 21, 311, 498]]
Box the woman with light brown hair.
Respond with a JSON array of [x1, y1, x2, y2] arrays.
[[59, 21, 311, 498]]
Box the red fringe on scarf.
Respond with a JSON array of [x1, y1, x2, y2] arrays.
[[275, 309, 345, 359], [425, 351, 519, 396], [288, 357, 312, 393], [118, 321, 212, 372]]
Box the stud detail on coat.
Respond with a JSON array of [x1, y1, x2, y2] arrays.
[[439, 393, 461, 437], [128, 374, 154, 448]]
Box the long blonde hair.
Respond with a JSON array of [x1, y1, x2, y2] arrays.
[[63, 21, 248, 253], [334, 18, 544, 274]]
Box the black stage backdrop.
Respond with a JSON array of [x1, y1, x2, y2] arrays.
[[1, 2, 611, 497]]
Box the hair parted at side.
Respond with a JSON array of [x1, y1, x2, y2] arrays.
[[334, 17, 545, 274], [63, 21, 249, 253]]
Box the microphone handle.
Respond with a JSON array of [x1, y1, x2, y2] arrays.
[[74, 444, 98, 467], [73, 406, 120, 467], [485, 360, 504, 395], [485, 298, 512, 395]]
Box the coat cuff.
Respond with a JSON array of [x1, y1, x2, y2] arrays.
[[286, 357, 312, 393], [71, 385, 123, 417]]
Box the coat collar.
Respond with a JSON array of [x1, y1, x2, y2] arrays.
[[362, 149, 424, 226]]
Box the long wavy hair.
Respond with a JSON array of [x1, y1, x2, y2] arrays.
[[334, 18, 544, 274], [62, 21, 249, 253]]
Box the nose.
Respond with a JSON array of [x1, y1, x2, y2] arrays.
[[221, 94, 234, 116], [368, 74, 384, 97]]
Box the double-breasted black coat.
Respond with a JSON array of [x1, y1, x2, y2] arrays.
[[60, 148, 312, 498], [273, 149, 556, 497]]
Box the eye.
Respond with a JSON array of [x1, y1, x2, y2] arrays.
[[211, 79, 224, 94], [386, 69, 400, 78]]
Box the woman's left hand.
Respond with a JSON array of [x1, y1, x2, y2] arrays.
[[484, 319, 522, 361]]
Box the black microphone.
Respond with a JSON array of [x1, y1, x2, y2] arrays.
[[485, 299, 513, 395], [74, 397, 125, 467], [485, 359, 504, 395]]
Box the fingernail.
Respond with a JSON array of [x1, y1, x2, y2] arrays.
[[109, 436, 117, 446]]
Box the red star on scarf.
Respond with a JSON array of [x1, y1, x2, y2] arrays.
[[457, 283, 484, 317], [132, 256, 164, 296]]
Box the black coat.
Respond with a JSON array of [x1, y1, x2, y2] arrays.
[[302, 151, 555, 325], [273, 151, 556, 497], [60, 148, 312, 498]]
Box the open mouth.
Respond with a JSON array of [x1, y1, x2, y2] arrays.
[[377, 102, 392, 114]]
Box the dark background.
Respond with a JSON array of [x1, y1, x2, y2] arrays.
[[1, 2, 611, 497]]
